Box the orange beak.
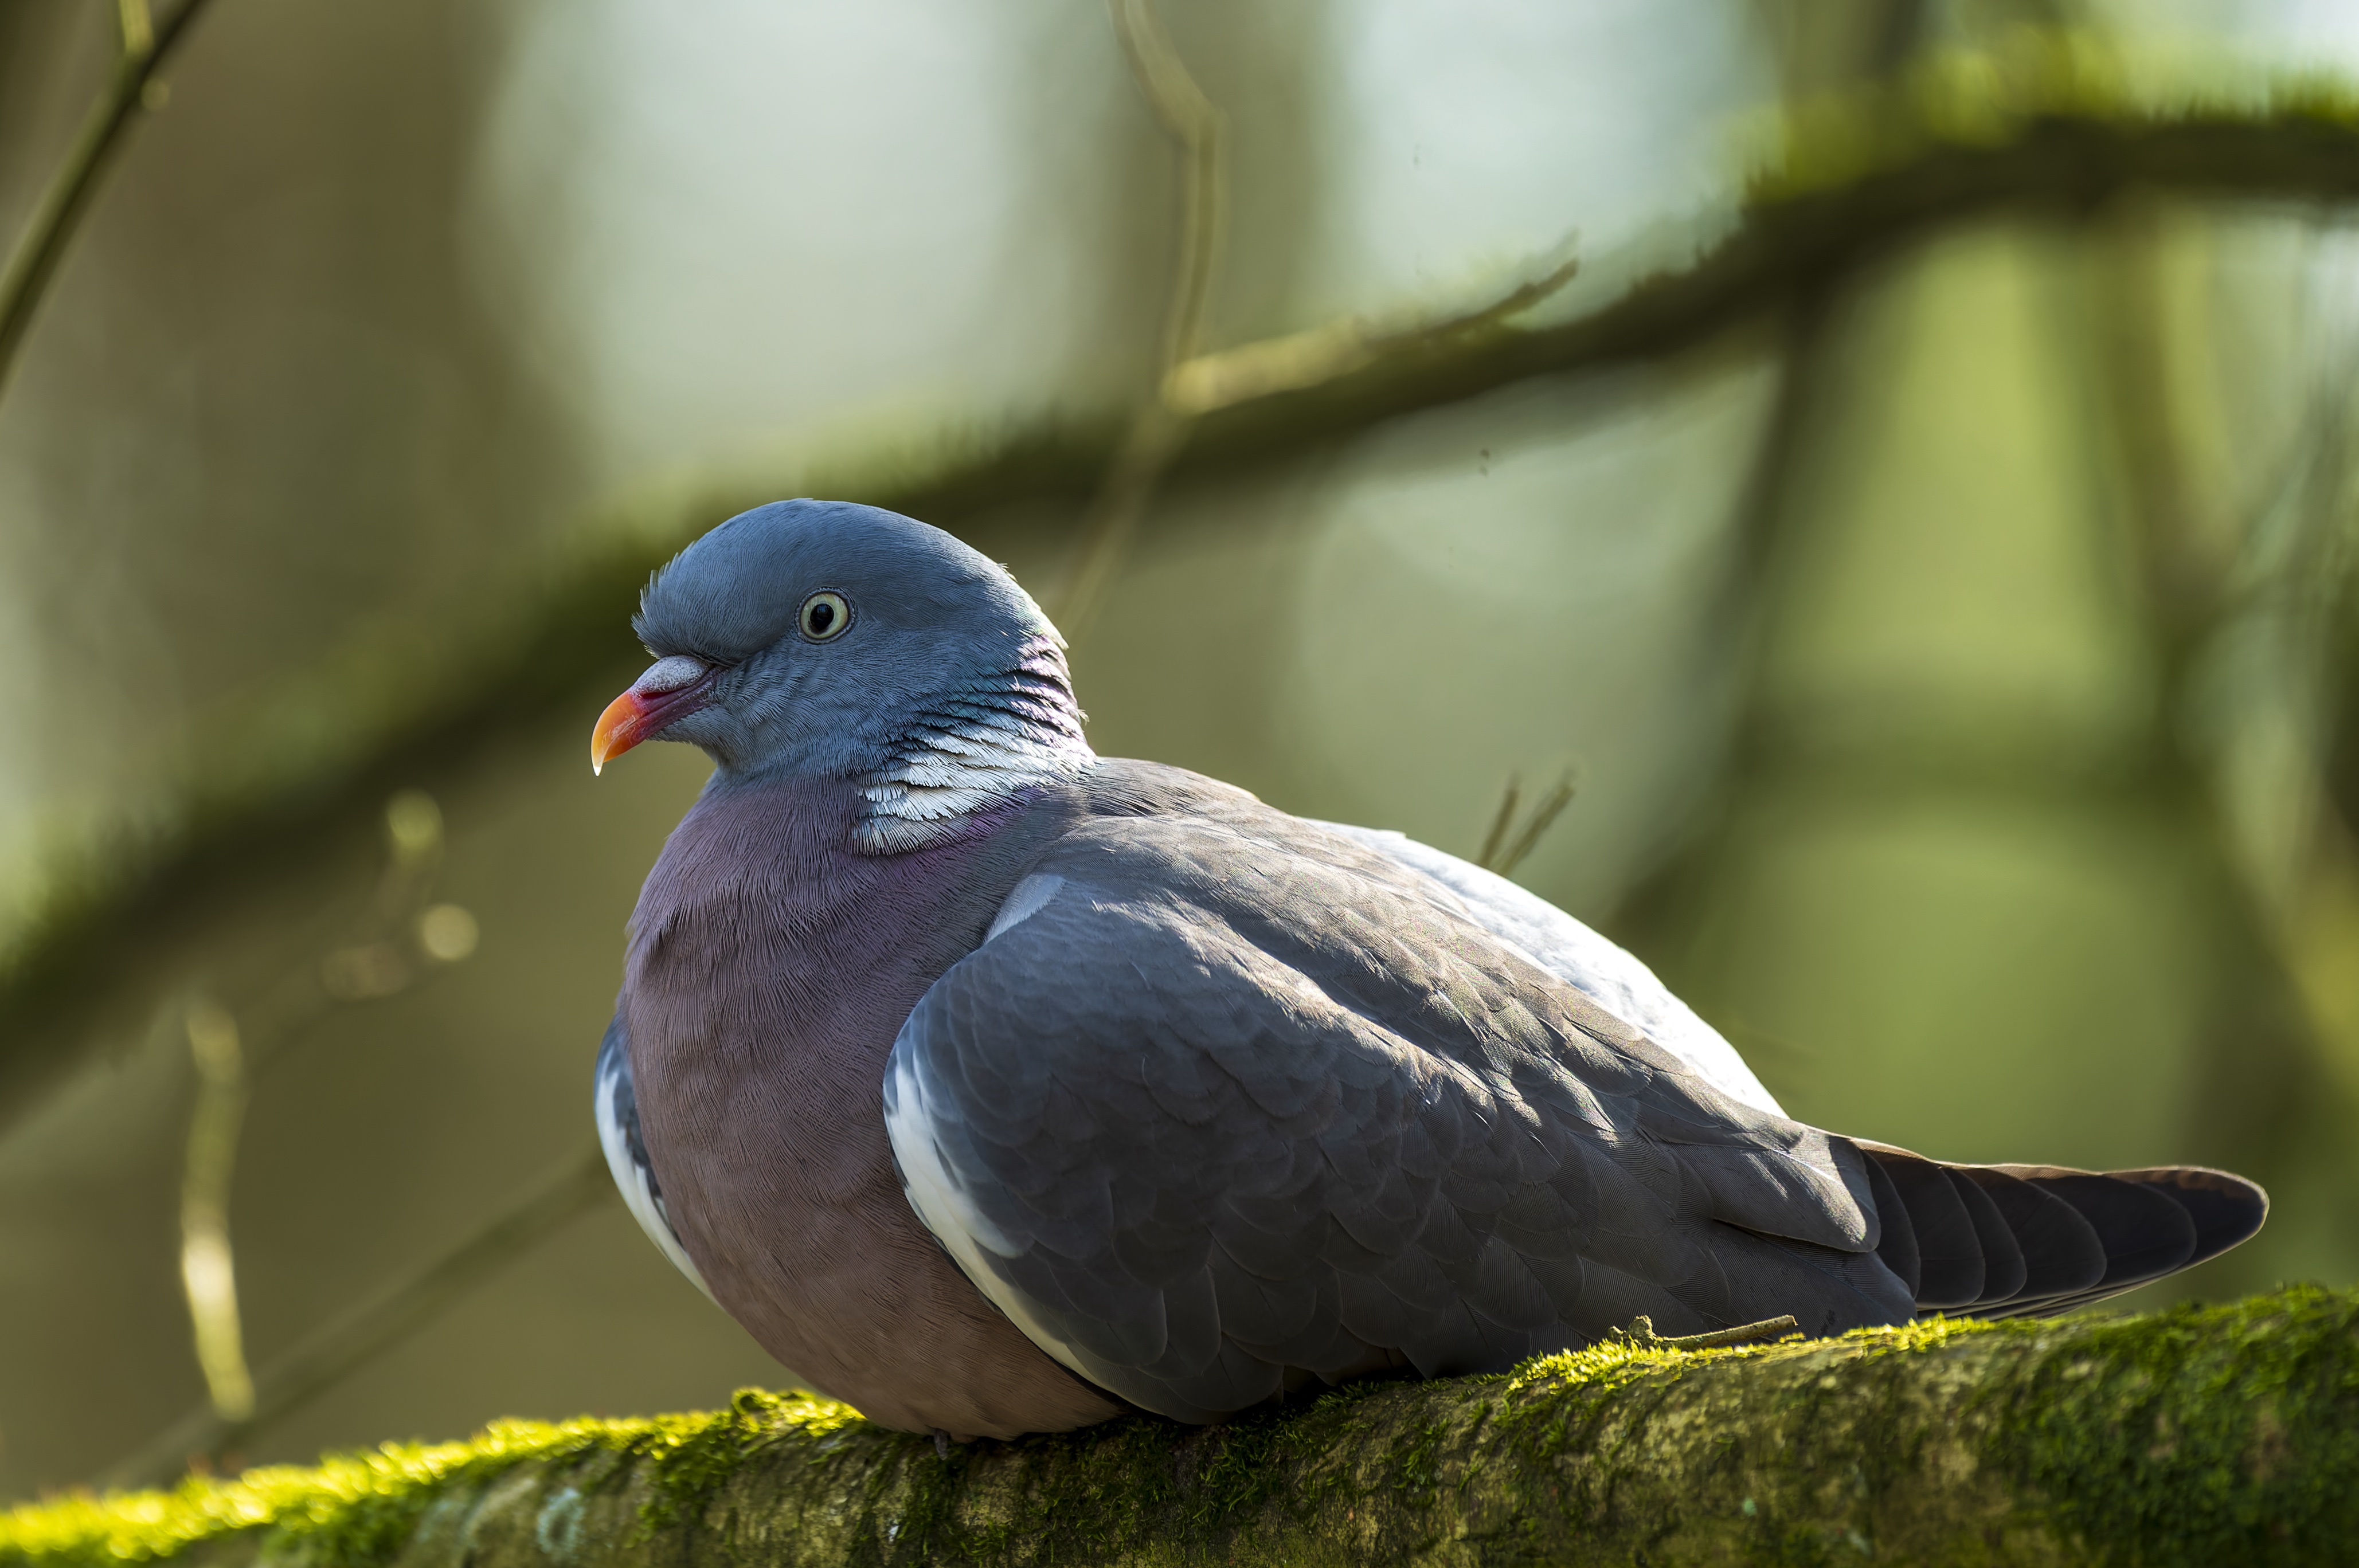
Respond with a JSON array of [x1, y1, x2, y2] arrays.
[[592, 662, 717, 775], [591, 688, 655, 775]]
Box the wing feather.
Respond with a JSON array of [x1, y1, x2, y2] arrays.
[[594, 1016, 715, 1302], [885, 812, 1907, 1421]]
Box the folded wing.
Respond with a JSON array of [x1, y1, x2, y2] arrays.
[[883, 810, 1912, 1422]]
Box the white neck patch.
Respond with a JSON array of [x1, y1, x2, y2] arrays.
[[855, 723, 1092, 853], [852, 635, 1093, 854]]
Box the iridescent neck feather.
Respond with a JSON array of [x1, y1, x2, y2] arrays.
[[855, 633, 1093, 853]]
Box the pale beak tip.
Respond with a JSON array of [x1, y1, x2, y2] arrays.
[[592, 687, 646, 777]]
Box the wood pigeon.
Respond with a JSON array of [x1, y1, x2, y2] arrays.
[[589, 499, 2267, 1442]]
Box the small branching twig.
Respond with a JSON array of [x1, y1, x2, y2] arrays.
[[1476, 769, 1578, 878], [1052, 0, 1226, 647], [1112, 0, 1222, 378], [1607, 1312, 1799, 1351], [1057, 2, 1581, 648], [0, 0, 216, 398], [1476, 779, 1523, 872]]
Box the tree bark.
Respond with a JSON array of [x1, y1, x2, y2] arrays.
[[7, 1287, 2352, 1567]]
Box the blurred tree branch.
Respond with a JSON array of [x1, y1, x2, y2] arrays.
[[2104, 216, 2359, 1129], [0, 0, 214, 397], [1619, 161, 2359, 1249], [1184, 108, 2359, 471], [12, 84, 2359, 1127], [1163, 244, 1580, 420]]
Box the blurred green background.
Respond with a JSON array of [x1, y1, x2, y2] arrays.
[[3, 0, 2358, 1505]]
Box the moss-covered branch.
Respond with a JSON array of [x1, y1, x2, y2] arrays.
[[9, 1287, 2355, 1567], [14, 70, 2359, 1121]]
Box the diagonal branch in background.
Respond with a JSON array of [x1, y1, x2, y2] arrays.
[[107, 1145, 615, 1491], [0, 0, 216, 398], [1163, 244, 1579, 420], [15, 93, 2359, 1128], [1177, 108, 2359, 473]]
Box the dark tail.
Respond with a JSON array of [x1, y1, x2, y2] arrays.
[[1855, 1142, 2268, 1318]]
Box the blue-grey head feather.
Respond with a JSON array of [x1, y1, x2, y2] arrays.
[[629, 499, 1092, 848]]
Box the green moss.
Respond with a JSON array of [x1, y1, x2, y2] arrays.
[[1982, 1285, 2359, 1566], [10, 1293, 2357, 1568], [629, 1388, 863, 1536], [750, 1376, 1473, 1567], [0, 1393, 892, 1568], [0, 1417, 626, 1568]]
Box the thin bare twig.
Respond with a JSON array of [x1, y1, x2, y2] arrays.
[[1051, 0, 1227, 646], [163, 793, 478, 1455], [1476, 780, 1523, 872], [1499, 775, 1577, 878], [111, 1146, 613, 1490], [0, 0, 216, 397], [1056, 0, 1583, 646], [1477, 769, 1578, 879], [1607, 1312, 1798, 1350], [1058, 244, 1585, 644], [178, 998, 254, 1421], [116, 0, 156, 59], [1111, 0, 1222, 375]]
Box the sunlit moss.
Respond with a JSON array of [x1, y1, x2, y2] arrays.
[[0, 1396, 867, 1568], [3, 1422, 576, 1568], [7, 1293, 2356, 1567], [1984, 1285, 2359, 1566], [629, 1387, 866, 1535]]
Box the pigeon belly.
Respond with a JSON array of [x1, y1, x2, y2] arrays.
[[620, 775, 1122, 1440]]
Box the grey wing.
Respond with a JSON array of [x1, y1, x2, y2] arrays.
[[885, 814, 1911, 1424], [1310, 819, 1783, 1116], [594, 1014, 715, 1302]]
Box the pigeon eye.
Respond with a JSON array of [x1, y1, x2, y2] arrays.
[[800, 591, 851, 642]]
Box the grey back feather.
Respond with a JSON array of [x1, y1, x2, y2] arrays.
[[884, 765, 1910, 1422], [1309, 821, 1783, 1116]]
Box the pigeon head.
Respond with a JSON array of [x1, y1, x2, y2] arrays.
[[591, 499, 1093, 850]]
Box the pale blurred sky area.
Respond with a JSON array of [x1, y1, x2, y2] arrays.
[[470, 0, 1763, 490]]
